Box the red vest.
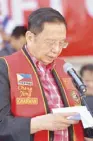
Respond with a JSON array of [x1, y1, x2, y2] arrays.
[[4, 47, 84, 141]]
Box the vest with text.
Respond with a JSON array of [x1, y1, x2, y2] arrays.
[[4, 47, 84, 141]]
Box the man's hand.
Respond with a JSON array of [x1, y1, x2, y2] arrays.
[[30, 112, 79, 134], [84, 137, 93, 141]]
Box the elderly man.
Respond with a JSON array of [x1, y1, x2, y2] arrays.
[[0, 7, 92, 141]]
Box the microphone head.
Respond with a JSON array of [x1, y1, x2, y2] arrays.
[[63, 63, 73, 73]]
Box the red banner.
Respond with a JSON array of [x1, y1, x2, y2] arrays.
[[61, 0, 93, 56], [0, 0, 93, 56]]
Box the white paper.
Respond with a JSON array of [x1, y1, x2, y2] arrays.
[[52, 106, 93, 128]]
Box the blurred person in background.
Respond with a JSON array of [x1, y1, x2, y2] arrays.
[[0, 16, 16, 50], [10, 26, 27, 51], [80, 64, 93, 140], [80, 64, 93, 96], [0, 25, 27, 56]]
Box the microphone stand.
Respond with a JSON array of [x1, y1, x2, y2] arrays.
[[73, 80, 93, 132], [79, 90, 93, 131], [73, 80, 93, 117], [79, 92, 93, 117]]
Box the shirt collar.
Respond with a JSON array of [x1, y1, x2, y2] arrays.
[[25, 45, 55, 71]]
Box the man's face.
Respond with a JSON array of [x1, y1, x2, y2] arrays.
[[28, 22, 67, 65], [82, 70, 93, 96]]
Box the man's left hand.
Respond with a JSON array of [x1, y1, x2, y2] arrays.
[[84, 137, 93, 141]]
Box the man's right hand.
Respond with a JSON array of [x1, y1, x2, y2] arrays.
[[30, 112, 79, 134]]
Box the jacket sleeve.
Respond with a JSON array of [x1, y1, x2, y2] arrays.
[[84, 128, 93, 138], [0, 58, 33, 141], [81, 98, 93, 138]]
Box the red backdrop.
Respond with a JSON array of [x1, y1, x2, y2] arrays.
[[23, 0, 93, 56]]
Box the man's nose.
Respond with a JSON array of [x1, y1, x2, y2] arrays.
[[52, 44, 62, 54]]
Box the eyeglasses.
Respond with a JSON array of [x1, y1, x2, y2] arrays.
[[44, 39, 68, 49], [30, 30, 69, 49]]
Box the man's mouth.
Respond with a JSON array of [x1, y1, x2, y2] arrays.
[[47, 56, 57, 59]]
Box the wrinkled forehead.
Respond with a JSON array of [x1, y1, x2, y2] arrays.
[[38, 22, 67, 40]]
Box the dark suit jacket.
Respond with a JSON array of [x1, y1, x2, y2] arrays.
[[0, 44, 16, 57], [0, 58, 32, 141], [83, 96, 93, 138], [86, 96, 93, 115]]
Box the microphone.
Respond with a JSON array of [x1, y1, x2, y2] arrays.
[[63, 63, 87, 94]]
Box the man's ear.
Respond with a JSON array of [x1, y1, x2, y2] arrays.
[[25, 31, 34, 43]]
